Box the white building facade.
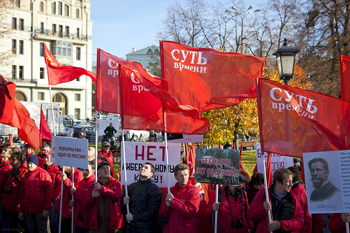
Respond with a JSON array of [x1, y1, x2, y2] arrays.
[[0, 0, 93, 120]]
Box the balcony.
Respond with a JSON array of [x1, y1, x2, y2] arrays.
[[33, 28, 91, 44]]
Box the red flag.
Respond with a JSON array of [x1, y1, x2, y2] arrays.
[[96, 49, 209, 134], [340, 55, 350, 102], [266, 153, 272, 188], [40, 105, 52, 142], [161, 41, 265, 111], [0, 75, 16, 124], [44, 44, 96, 85], [186, 145, 196, 184], [258, 78, 350, 158]]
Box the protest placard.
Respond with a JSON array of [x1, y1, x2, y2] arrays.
[[256, 143, 293, 175], [53, 136, 89, 168], [194, 148, 240, 185], [304, 150, 347, 214], [121, 141, 180, 187]]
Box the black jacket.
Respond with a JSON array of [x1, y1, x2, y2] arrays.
[[104, 126, 117, 137], [122, 178, 163, 229]]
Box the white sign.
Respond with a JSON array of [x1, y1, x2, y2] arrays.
[[304, 150, 345, 214], [256, 143, 294, 175], [121, 141, 180, 188], [54, 136, 88, 168], [167, 134, 203, 143], [98, 120, 120, 136]]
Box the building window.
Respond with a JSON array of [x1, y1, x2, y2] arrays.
[[75, 93, 81, 101], [19, 66, 23, 80], [16, 0, 20, 8], [147, 49, 153, 55], [51, 2, 56, 14], [15, 91, 26, 101], [12, 39, 16, 54], [12, 18, 17, 30], [52, 24, 57, 35], [58, 2, 62, 15], [65, 26, 69, 37], [76, 9, 79, 18], [19, 19, 24, 30], [59, 25, 63, 38], [19, 40, 23, 54], [74, 108, 81, 120], [40, 22, 44, 33], [76, 28, 80, 38], [154, 49, 160, 55], [64, 4, 69, 17], [76, 47, 81, 60], [40, 2, 44, 12], [40, 43, 44, 56], [12, 65, 16, 79], [40, 67, 45, 79], [38, 92, 44, 100], [76, 77, 80, 81]]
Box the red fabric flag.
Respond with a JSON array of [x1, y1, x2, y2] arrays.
[[161, 41, 265, 111], [340, 55, 350, 102], [266, 153, 272, 188], [44, 44, 96, 85], [40, 105, 52, 142], [258, 78, 350, 158], [0, 75, 16, 124], [96, 49, 209, 134], [186, 145, 196, 184]]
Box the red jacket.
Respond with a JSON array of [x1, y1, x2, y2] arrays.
[[3, 163, 28, 211], [20, 166, 54, 213], [160, 182, 200, 233], [27, 153, 44, 169], [45, 163, 62, 201], [85, 176, 123, 230], [0, 160, 13, 200], [207, 186, 254, 233], [98, 150, 115, 176], [248, 188, 304, 233], [329, 213, 345, 233], [73, 174, 95, 228], [55, 169, 83, 218], [291, 183, 312, 233], [312, 214, 324, 233]]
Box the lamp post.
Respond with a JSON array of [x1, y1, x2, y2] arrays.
[[273, 38, 300, 85], [226, 5, 261, 53]]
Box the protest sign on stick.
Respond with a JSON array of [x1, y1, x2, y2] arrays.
[[53, 136, 88, 168]]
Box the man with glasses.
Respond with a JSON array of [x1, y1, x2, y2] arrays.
[[98, 141, 114, 176]]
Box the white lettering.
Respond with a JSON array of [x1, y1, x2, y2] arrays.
[[189, 51, 197, 64], [306, 99, 317, 113], [171, 49, 180, 61], [286, 104, 291, 110], [284, 90, 294, 102], [180, 50, 189, 63], [272, 102, 278, 109], [108, 59, 118, 69], [295, 94, 307, 108], [200, 67, 206, 73], [132, 85, 137, 91], [278, 103, 285, 112], [270, 88, 282, 101], [197, 52, 207, 65], [131, 73, 140, 84]]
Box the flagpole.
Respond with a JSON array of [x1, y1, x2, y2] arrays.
[[347, 222, 349, 233], [59, 166, 65, 233], [122, 129, 129, 214], [94, 111, 98, 182], [48, 85, 56, 136], [214, 184, 219, 233], [71, 167, 75, 233], [262, 153, 273, 233], [163, 111, 170, 194]]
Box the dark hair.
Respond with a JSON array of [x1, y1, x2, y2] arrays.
[[41, 143, 51, 149], [273, 168, 293, 185], [223, 143, 232, 149], [11, 151, 26, 164], [287, 166, 301, 183], [174, 163, 189, 176], [308, 158, 329, 172], [4, 146, 13, 156], [143, 162, 155, 175], [88, 160, 95, 170], [293, 158, 300, 164], [250, 172, 264, 186]]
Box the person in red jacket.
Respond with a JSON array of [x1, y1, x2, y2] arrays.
[[19, 155, 54, 233], [70, 161, 95, 233], [24, 143, 44, 168], [85, 160, 123, 232], [0, 146, 13, 232], [288, 166, 312, 233], [160, 163, 200, 233], [248, 168, 304, 233], [43, 151, 62, 233], [36, 142, 50, 169], [209, 173, 254, 233], [3, 151, 28, 232], [55, 166, 83, 232], [98, 141, 114, 169], [329, 213, 349, 233]]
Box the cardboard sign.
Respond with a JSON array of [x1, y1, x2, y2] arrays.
[[54, 136, 88, 168], [256, 143, 294, 175], [98, 120, 120, 136], [304, 150, 347, 214], [121, 142, 180, 188], [194, 148, 240, 185]]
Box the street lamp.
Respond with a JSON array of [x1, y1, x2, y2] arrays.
[[273, 38, 300, 85], [226, 5, 261, 53]]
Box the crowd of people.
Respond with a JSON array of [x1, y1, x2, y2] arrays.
[[0, 140, 349, 233]]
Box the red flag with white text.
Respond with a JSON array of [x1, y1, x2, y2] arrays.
[[340, 55, 350, 102], [161, 41, 265, 111], [44, 44, 96, 85], [258, 78, 350, 158]]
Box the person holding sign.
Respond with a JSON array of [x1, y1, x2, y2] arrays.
[[85, 160, 124, 232], [329, 213, 350, 233], [248, 168, 304, 232], [160, 163, 200, 233], [208, 173, 253, 233], [122, 162, 163, 233]]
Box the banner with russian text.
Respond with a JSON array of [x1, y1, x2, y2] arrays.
[[194, 148, 240, 185], [258, 79, 350, 158], [120, 141, 180, 188], [54, 136, 88, 168], [161, 41, 265, 111]]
